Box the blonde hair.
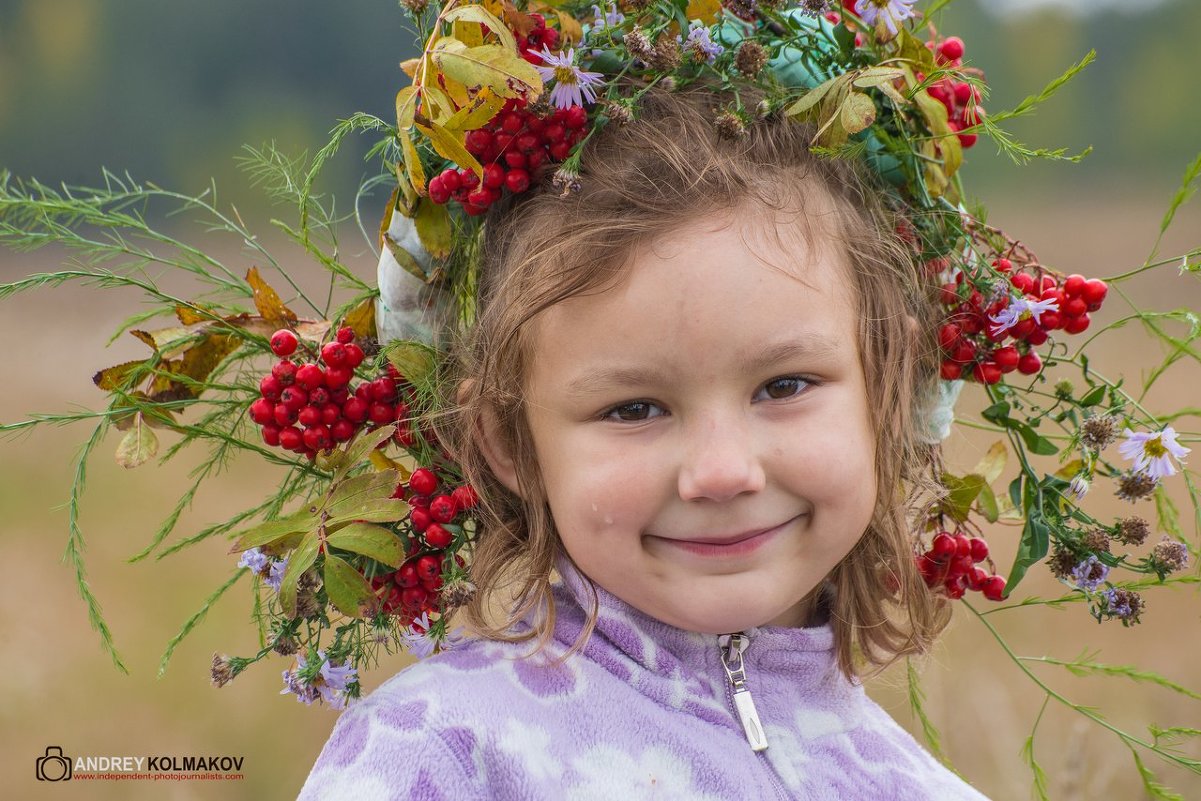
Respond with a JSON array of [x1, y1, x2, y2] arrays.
[[433, 82, 951, 680]]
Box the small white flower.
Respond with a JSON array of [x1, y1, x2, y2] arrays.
[[1068, 475, 1089, 501], [532, 46, 606, 110], [854, 0, 918, 37], [989, 295, 1059, 337], [1118, 426, 1190, 480]]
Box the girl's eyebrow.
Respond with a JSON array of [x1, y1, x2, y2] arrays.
[[563, 336, 843, 397]]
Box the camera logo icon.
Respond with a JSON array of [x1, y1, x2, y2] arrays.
[[36, 746, 72, 782]]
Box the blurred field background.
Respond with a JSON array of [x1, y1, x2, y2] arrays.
[[2, 0, 1200, 798]]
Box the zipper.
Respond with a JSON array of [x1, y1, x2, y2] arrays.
[[718, 632, 791, 800]]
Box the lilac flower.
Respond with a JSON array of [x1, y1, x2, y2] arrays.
[[238, 547, 269, 574], [989, 295, 1059, 337], [1070, 555, 1109, 593], [1068, 475, 1089, 501], [399, 612, 439, 659], [265, 557, 288, 592], [1100, 587, 1144, 625], [590, 2, 624, 31], [854, 0, 918, 37], [1118, 426, 1190, 480], [281, 654, 319, 706], [281, 651, 357, 709], [532, 47, 606, 110], [678, 20, 725, 64]]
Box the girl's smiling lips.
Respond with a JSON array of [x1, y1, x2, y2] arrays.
[[649, 516, 800, 557]]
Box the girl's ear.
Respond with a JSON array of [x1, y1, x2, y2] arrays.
[[459, 379, 524, 499]]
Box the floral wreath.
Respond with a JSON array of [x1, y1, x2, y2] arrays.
[[1, 0, 1199, 793]]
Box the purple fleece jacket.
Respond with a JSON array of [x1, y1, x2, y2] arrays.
[[297, 552, 990, 800]]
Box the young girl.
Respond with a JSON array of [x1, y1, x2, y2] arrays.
[[297, 85, 989, 800]]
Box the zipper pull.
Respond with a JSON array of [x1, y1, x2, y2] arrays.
[[718, 633, 769, 752]]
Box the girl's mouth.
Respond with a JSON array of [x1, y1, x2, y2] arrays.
[[652, 517, 795, 558]]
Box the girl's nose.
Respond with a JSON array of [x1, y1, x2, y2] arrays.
[[677, 412, 766, 503]]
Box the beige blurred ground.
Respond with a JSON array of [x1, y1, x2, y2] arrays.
[[1, 191, 1199, 799]]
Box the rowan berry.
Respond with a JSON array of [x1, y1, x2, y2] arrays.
[[270, 329, 299, 357]]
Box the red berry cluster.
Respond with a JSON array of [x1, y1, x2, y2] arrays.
[[427, 98, 588, 215], [426, 14, 588, 216], [916, 532, 1006, 601], [251, 327, 415, 459], [918, 36, 984, 149], [937, 259, 1109, 384], [369, 468, 481, 625]]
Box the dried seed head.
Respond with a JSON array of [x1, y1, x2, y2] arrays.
[[658, 75, 677, 92], [552, 168, 582, 198], [602, 100, 634, 126], [210, 653, 235, 688], [650, 35, 681, 72], [1049, 545, 1078, 580], [441, 578, 478, 609], [1115, 471, 1157, 503], [1080, 414, 1118, 451], [272, 635, 299, 656], [1083, 528, 1111, 553], [723, 0, 759, 21], [1151, 536, 1189, 574], [1101, 587, 1145, 625], [714, 110, 748, 140], [735, 40, 769, 78], [399, 0, 431, 16], [1116, 516, 1150, 546], [1054, 380, 1075, 400], [624, 28, 654, 63], [797, 0, 833, 14]]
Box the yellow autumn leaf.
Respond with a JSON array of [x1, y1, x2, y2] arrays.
[[441, 3, 518, 53], [246, 266, 299, 327], [343, 297, 376, 341], [115, 413, 158, 469], [433, 43, 542, 99], [414, 196, 453, 260], [445, 87, 507, 133], [417, 120, 484, 179], [685, 0, 722, 25], [454, 18, 486, 48], [400, 129, 428, 195], [840, 91, 877, 135], [396, 85, 419, 131], [400, 57, 421, 78]]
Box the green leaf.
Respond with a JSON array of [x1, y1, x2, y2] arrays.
[[1016, 422, 1059, 456], [279, 532, 321, 619], [327, 522, 404, 567], [982, 401, 1011, 425], [322, 554, 376, 618], [784, 73, 842, 120], [977, 483, 1000, 523], [326, 498, 410, 528], [1132, 749, 1186, 801], [1006, 508, 1050, 594], [906, 658, 959, 771], [325, 469, 403, 519], [229, 508, 318, 553], [940, 472, 986, 523], [157, 569, 243, 678], [331, 424, 398, 482], [1080, 385, 1106, 407], [382, 340, 437, 388]]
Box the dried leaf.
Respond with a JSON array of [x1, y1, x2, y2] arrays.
[[174, 304, 217, 325], [400, 57, 421, 79], [110, 391, 177, 431], [444, 87, 507, 133], [384, 230, 431, 281], [93, 360, 147, 391], [785, 74, 843, 120], [972, 441, 1008, 485], [495, 0, 537, 38], [245, 266, 299, 327], [840, 91, 877, 134], [685, 0, 722, 25], [327, 522, 404, 567], [414, 196, 453, 260], [323, 554, 377, 618], [175, 333, 240, 391], [115, 413, 158, 468]]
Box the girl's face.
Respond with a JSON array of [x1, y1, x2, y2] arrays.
[[514, 212, 878, 634]]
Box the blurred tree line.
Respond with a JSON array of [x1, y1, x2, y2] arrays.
[[0, 0, 1197, 210]]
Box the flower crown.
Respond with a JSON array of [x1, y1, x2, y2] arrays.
[[2, 0, 1198, 794]]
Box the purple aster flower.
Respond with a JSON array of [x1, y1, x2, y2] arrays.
[[1068, 475, 1090, 501], [237, 547, 269, 574], [1070, 555, 1109, 593], [399, 612, 439, 659], [854, 0, 918, 36], [281, 654, 319, 705], [1118, 426, 1190, 480], [1100, 587, 1144, 624], [679, 20, 725, 64], [265, 557, 288, 592], [989, 295, 1059, 338], [590, 2, 624, 31], [532, 47, 606, 110], [316, 651, 357, 709]]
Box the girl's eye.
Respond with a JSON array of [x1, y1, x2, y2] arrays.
[[759, 376, 811, 401], [601, 401, 664, 422]]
